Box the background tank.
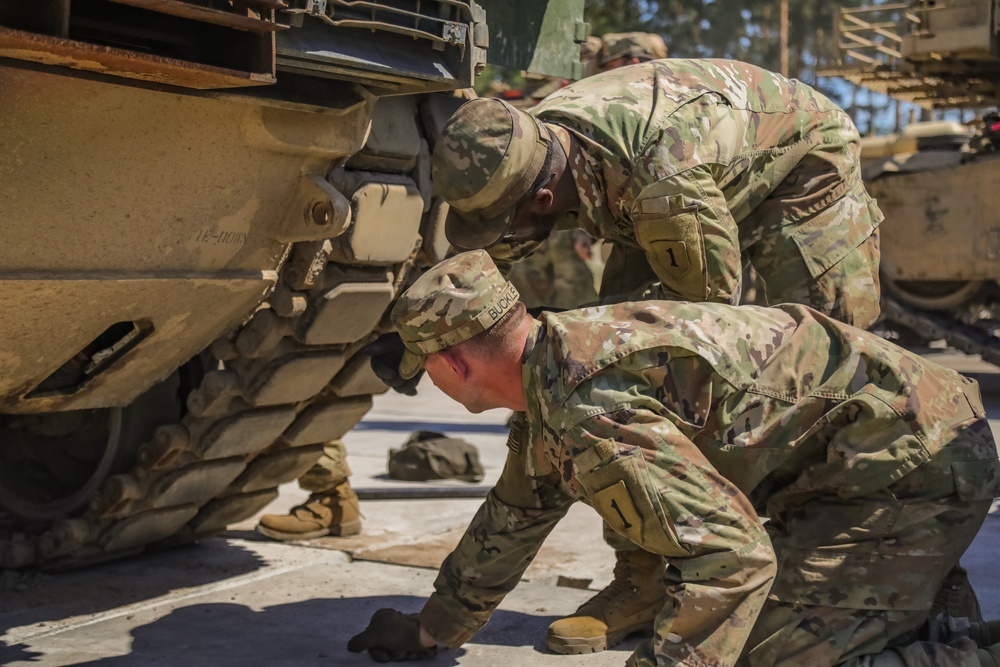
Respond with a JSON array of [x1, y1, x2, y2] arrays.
[[820, 0, 1000, 365], [0, 0, 587, 569]]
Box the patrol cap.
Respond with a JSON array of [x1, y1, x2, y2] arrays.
[[391, 250, 520, 378], [599, 32, 668, 65], [432, 98, 552, 251]]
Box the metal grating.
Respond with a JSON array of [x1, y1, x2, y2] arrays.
[[285, 0, 471, 50], [819, 1, 1000, 108]]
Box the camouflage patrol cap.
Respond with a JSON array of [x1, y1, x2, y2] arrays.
[[391, 250, 520, 378], [599, 32, 668, 65], [432, 97, 552, 250]]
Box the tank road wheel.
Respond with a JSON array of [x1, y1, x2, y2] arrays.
[[0, 377, 184, 566], [883, 276, 985, 311], [0, 408, 129, 522], [0, 95, 439, 570]]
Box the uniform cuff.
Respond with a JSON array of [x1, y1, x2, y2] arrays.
[[418, 594, 485, 649]]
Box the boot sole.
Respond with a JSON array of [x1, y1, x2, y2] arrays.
[[546, 621, 653, 655], [255, 520, 361, 541]]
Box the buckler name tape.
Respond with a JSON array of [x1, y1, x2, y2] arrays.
[[486, 282, 520, 322]]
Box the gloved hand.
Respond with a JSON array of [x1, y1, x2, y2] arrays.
[[362, 332, 424, 396], [347, 608, 437, 663]]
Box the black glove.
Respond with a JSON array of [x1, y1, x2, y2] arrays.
[[347, 608, 437, 663], [362, 332, 424, 396]]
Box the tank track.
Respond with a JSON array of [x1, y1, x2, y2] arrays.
[[881, 296, 1000, 368], [0, 243, 414, 570]]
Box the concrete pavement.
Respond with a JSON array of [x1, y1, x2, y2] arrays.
[[2, 354, 999, 666]]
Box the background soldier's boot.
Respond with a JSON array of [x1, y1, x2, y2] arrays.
[[932, 564, 983, 623], [256, 480, 362, 540], [971, 621, 1000, 648], [546, 549, 666, 654]]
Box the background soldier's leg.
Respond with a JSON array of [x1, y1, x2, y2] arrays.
[[750, 223, 880, 330], [747, 158, 883, 330], [806, 230, 881, 329], [256, 440, 362, 540], [599, 243, 661, 303], [297, 440, 352, 492]]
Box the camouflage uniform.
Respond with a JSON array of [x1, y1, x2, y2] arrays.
[[437, 59, 884, 328], [297, 440, 351, 492], [391, 251, 1000, 667], [485, 36, 611, 312], [505, 228, 601, 310]]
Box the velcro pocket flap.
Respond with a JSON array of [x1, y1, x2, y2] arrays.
[[574, 445, 688, 557]]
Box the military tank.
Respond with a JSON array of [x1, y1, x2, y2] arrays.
[[821, 0, 1000, 365], [0, 0, 586, 569]]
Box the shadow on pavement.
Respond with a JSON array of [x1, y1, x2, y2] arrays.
[[0, 642, 43, 664], [57, 595, 637, 665], [0, 540, 265, 644]]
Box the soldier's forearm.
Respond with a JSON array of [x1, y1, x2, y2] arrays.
[[418, 481, 571, 648]]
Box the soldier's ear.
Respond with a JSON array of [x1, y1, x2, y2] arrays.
[[531, 186, 554, 211], [436, 348, 470, 381]]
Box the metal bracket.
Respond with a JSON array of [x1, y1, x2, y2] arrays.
[[275, 174, 352, 243]]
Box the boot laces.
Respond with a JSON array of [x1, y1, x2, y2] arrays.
[[579, 557, 639, 613]]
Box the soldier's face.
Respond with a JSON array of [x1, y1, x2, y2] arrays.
[[504, 210, 558, 245]]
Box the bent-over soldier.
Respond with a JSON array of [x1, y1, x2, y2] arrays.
[[435, 58, 882, 322]]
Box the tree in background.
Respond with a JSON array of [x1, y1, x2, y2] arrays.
[[582, 0, 894, 134], [472, 1, 900, 135]]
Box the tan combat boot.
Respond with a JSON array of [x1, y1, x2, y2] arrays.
[[256, 480, 362, 540], [547, 549, 666, 654]]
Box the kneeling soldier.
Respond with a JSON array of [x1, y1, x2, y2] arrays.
[[349, 251, 1000, 667]]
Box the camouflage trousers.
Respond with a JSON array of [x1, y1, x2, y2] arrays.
[[507, 229, 602, 310], [744, 149, 883, 330], [749, 225, 881, 331], [626, 423, 997, 667], [297, 440, 351, 493]]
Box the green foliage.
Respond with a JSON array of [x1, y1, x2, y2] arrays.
[[473, 65, 525, 96], [585, 0, 651, 34], [585, 0, 862, 80]]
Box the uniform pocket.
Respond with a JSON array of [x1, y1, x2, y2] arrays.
[[574, 445, 688, 557], [788, 191, 879, 280], [632, 203, 709, 301]]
